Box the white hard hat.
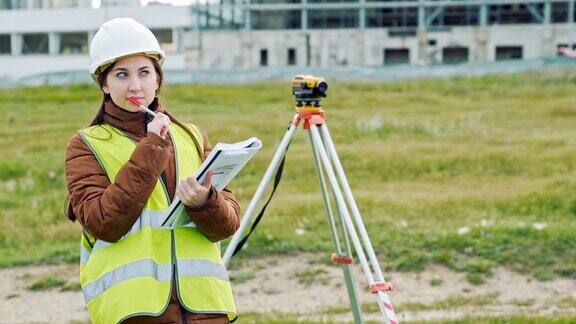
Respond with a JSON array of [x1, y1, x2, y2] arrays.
[[89, 18, 165, 82]]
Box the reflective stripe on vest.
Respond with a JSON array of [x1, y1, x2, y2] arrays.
[[78, 123, 236, 324]]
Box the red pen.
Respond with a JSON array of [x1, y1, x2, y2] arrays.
[[128, 97, 157, 117]]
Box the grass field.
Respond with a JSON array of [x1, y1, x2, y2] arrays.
[[238, 314, 576, 323], [1, 71, 576, 287]]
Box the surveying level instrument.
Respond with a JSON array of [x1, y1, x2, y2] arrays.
[[223, 75, 399, 324], [291, 74, 328, 106]]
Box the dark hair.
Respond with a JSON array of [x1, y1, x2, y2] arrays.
[[66, 56, 202, 222]]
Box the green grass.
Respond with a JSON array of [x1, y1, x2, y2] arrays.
[[396, 293, 499, 312], [27, 275, 67, 291], [229, 270, 255, 284], [238, 312, 336, 323], [237, 313, 576, 323], [293, 267, 330, 287], [326, 293, 498, 314], [429, 278, 443, 286], [1, 72, 576, 285], [409, 317, 576, 324]]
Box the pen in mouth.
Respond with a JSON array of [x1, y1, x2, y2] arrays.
[[128, 97, 157, 117]]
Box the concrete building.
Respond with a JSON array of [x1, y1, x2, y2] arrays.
[[100, 0, 139, 7], [1, 0, 576, 80], [0, 0, 91, 9]]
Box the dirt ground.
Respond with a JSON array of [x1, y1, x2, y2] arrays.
[[0, 253, 575, 323]]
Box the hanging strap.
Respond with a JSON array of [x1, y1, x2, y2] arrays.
[[82, 229, 95, 250], [231, 142, 291, 257]]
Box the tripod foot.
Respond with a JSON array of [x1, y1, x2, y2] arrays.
[[370, 281, 394, 293]]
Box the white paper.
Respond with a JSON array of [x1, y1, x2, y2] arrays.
[[162, 137, 262, 228]]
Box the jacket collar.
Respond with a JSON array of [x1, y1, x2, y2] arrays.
[[103, 97, 165, 138]]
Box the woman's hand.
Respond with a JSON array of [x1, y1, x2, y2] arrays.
[[177, 171, 213, 209], [147, 113, 171, 139]]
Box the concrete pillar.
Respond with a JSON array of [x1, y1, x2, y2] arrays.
[[417, 30, 428, 65], [542, 2, 553, 58], [356, 29, 365, 66], [187, 30, 203, 69], [474, 28, 489, 63], [301, 0, 308, 30], [49, 32, 59, 55], [569, 0, 574, 24], [244, 0, 251, 30], [544, 1, 551, 24], [359, 0, 365, 29], [320, 33, 328, 67], [418, 0, 425, 29], [11, 33, 21, 55], [417, 0, 428, 65], [480, 2, 488, 26], [240, 31, 253, 68], [172, 28, 181, 53], [476, 1, 489, 63], [305, 32, 311, 66]]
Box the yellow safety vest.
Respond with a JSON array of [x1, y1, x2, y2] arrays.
[[78, 123, 236, 324]]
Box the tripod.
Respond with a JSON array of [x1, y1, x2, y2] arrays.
[[222, 80, 398, 324]]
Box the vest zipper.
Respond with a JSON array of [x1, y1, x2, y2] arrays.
[[171, 230, 189, 324], [180, 300, 188, 324]]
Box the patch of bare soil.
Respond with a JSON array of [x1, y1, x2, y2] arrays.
[[0, 254, 574, 323], [0, 264, 89, 323]]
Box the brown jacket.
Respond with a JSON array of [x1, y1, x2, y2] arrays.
[[65, 99, 239, 323]]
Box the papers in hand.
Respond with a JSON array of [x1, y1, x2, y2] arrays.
[[162, 137, 262, 228]]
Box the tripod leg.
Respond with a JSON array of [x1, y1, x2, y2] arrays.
[[319, 123, 399, 323], [317, 131, 356, 261], [309, 124, 398, 324], [319, 124, 392, 285], [308, 131, 364, 324], [223, 122, 299, 266], [308, 132, 341, 254]]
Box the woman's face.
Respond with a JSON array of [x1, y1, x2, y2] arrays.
[[102, 55, 159, 112]]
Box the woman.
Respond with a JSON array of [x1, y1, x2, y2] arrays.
[[65, 18, 239, 324]]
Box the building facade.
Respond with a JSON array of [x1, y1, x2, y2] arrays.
[[1, 0, 576, 79]]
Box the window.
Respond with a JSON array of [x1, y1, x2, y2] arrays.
[[251, 10, 301, 30], [21, 0, 42, 9], [442, 46, 469, 64], [488, 4, 544, 25], [426, 6, 480, 27], [309, 9, 359, 29], [0, 34, 10, 54], [383, 48, 410, 65], [60, 32, 87, 54], [495, 46, 523, 61], [287, 48, 296, 66], [151, 29, 174, 52], [367, 8, 418, 28], [22, 33, 49, 54], [552, 2, 568, 23], [252, 0, 301, 3], [308, 0, 357, 2], [260, 49, 268, 66], [1, 0, 13, 9]]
